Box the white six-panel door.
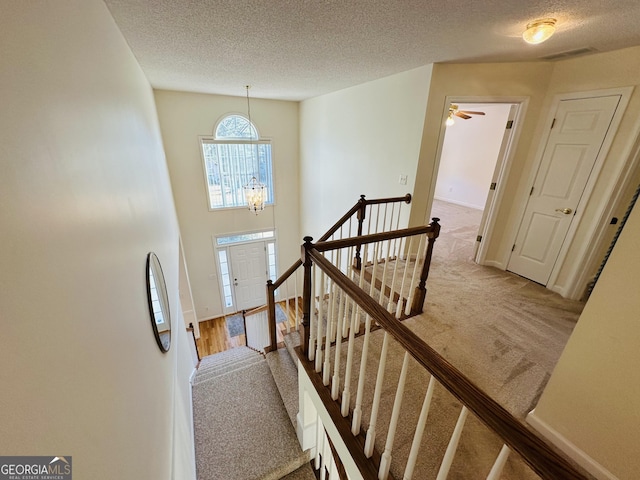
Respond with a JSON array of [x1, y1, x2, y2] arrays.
[[229, 242, 268, 310], [507, 95, 621, 285]]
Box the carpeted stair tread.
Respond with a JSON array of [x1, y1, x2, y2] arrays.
[[193, 359, 308, 480], [279, 463, 316, 480], [194, 355, 265, 383], [193, 359, 272, 387], [198, 346, 259, 368], [266, 348, 299, 427]]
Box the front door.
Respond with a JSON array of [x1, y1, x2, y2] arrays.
[[507, 95, 621, 285], [229, 243, 267, 310]]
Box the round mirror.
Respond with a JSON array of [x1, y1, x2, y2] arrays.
[[146, 252, 171, 352]]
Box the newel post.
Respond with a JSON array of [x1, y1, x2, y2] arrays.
[[300, 236, 314, 358], [352, 194, 367, 269], [266, 280, 277, 352], [411, 217, 441, 315]]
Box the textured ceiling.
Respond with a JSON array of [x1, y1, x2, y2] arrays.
[[104, 0, 640, 101]]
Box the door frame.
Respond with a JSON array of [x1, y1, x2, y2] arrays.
[[504, 87, 634, 298], [428, 95, 530, 266], [214, 229, 277, 315]]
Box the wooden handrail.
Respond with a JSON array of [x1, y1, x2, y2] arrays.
[[318, 193, 412, 242], [361, 193, 411, 206], [187, 323, 200, 362], [307, 248, 592, 480], [264, 193, 415, 352], [272, 259, 302, 290], [314, 222, 439, 253]]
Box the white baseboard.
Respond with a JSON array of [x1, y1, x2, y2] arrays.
[[526, 410, 620, 480], [482, 259, 505, 269], [434, 196, 484, 211]]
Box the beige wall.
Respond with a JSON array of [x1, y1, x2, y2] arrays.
[[534, 46, 640, 294], [299, 65, 433, 239], [412, 51, 640, 298], [409, 62, 555, 263], [531, 200, 640, 480], [0, 2, 195, 479], [155, 90, 300, 320]]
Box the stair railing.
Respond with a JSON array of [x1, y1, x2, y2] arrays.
[[260, 194, 413, 352], [297, 237, 593, 480]]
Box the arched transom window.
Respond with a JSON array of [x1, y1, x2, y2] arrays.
[[200, 114, 274, 209]]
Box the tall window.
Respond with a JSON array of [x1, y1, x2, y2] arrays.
[[201, 115, 274, 210]]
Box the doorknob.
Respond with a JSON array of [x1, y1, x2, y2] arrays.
[[233, 278, 238, 286], [555, 208, 573, 215]]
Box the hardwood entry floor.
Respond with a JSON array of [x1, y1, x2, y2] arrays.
[[195, 300, 301, 357]]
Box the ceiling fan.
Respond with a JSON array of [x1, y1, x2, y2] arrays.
[[446, 104, 485, 125]]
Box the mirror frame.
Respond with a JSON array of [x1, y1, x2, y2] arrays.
[[146, 252, 171, 353]]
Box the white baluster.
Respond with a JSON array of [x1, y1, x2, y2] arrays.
[[368, 243, 380, 308], [294, 272, 299, 330], [381, 203, 389, 233], [328, 253, 338, 342], [436, 406, 469, 480], [404, 234, 425, 316], [379, 352, 410, 480], [486, 445, 511, 480], [284, 278, 291, 332], [332, 263, 346, 400], [396, 236, 415, 318], [387, 236, 403, 314], [323, 277, 334, 386], [354, 244, 369, 334], [315, 268, 325, 371], [351, 314, 372, 434], [364, 332, 390, 458], [309, 265, 317, 362], [319, 427, 327, 480], [389, 202, 396, 233], [340, 296, 359, 417], [378, 239, 391, 307], [403, 375, 436, 480], [342, 245, 354, 338], [315, 412, 322, 469]]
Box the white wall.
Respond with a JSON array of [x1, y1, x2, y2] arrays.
[[529, 200, 640, 480], [434, 103, 512, 209], [299, 65, 433, 239], [0, 2, 195, 479], [154, 90, 300, 320]]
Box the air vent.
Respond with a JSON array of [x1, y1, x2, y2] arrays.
[[541, 47, 598, 61]]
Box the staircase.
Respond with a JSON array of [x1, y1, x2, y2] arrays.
[[192, 347, 315, 480], [192, 194, 592, 480]]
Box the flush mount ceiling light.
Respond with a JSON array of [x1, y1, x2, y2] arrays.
[[523, 18, 557, 44]]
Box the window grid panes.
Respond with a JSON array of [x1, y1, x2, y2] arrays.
[[217, 250, 234, 308], [216, 230, 274, 246], [202, 115, 274, 210], [267, 241, 276, 282]]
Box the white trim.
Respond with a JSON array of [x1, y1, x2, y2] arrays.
[[298, 361, 365, 480], [545, 87, 633, 297], [483, 259, 506, 269], [565, 109, 640, 299], [426, 96, 529, 270], [476, 99, 529, 265], [526, 410, 620, 480]]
